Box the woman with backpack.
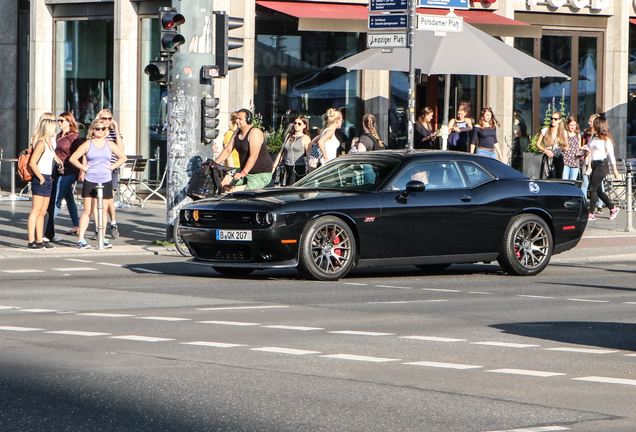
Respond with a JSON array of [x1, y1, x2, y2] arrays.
[[351, 114, 385, 153]]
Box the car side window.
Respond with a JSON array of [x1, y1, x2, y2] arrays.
[[458, 161, 494, 187], [390, 162, 466, 190]]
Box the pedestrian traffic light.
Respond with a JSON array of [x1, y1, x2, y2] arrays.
[[159, 7, 185, 54], [201, 95, 220, 144], [144, 55, 171, 84], [214, 11, 244, 77]]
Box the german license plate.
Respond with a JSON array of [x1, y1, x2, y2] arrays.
[[216, 230, 252, 241]]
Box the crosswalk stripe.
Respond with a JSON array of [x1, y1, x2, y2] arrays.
[[487, 369, 565, 377], [251, 347, 321, 355], [109, 335, 175, 342], [181, 341, 247, 348], [400, 336, 466, 342], [46, 331, 111, 336], [0, 326, 44, 332], [404, 361, 482, 370], [545, 347, 618, 354], [321, 354, 400, 363], [471, 342, 539, 348], [573, 376, 636, 386]]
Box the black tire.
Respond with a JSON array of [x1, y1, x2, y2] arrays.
[[298, 216, 357, 281], [416, 263, 452, 272], [173, 221, 192, 257], [213, 267, 255, 277], [498, 214, 553, 276]]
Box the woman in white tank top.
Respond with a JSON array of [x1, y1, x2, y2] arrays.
[[307, 108, 343, 171]]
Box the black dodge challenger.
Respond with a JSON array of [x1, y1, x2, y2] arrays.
[[178, 151, 587, 280]]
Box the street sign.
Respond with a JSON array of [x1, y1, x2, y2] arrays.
[[417, 14, 463, 32], [369, 0, 408, 12], [367, 32, 407, 48], [368, 13, 408, 30], [419, 0, 469, 9]]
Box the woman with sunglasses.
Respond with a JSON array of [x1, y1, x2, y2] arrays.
[[272, 116, 311, 185], [43, 112, 83, 241], [69, 119, 127, 249], [535, 111, 567, 178]]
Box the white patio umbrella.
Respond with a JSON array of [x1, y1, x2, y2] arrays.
[[331, 22, 569, 149]]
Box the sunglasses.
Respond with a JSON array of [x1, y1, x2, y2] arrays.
[[58, 119, 66, 123], [294, 121, 304, 126], [93, 127, 108, 131], [101, 117, 113, 120], [551, 117, 560, 121]]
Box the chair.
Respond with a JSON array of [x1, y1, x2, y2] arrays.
[[604, 159, 628, 208], [118, 158, 148, 207], [141, 165, 167, 207]]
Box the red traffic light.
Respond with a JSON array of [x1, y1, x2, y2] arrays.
[[161, 12, 185, 30]]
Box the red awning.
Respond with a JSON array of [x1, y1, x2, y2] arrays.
[[256, 1, 540, 37], [630, 19, 636, 25]]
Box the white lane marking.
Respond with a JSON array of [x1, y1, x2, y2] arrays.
[[250, 347, 321, 355], [109, 335, 175, 342], [487, 369, 565, 377], [343, 283, 367, 286], [197, 320, 261, 326], [197, 305, 288, 311], [0, 326, 44, 332], [77, 313, 135, 318], [545, 347, 619, 354], [180, 341, 247, 348], [471, 342, 539, 348], [404, 361, 482, 370], [622, 302, 636, 305], [468, 292, 492, 295], [421, 288, 461, 292], [65, 259, 93, 263], [0, 306, 20, 310], [625, 353, 636, 357], [368, 300, 448, 304], [22, 309, 60, 313], [46, 331, 111, 337], [400, 336, 467, 342], [97, 262, 123, 267], [136, 316, 191, 322], [321, 354, 400, 363], [518, 295, 555, 299], [261, 325, 324, 331], [565, 298, 609, 303], [52, 267, 97, 272], [1, 269, 46, 274], [573, 376, 636, 386], [375, 285, 412, 290], [483, 426, 569, 432], [328, 330, 395, 336], [130, 268, 162, 274]]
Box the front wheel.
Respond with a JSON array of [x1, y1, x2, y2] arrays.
[[498, 214, 553, 276], [173, 221, 192, 257], [298, 216, 357, 281]]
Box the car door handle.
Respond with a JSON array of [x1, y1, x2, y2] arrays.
[[459, 195, 472, 202]]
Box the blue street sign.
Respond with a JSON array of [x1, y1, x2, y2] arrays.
[[368, 14, 408, 30], [369, 0, 408, 12], [419, 0, 469, 9]]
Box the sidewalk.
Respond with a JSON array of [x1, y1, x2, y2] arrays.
[[1, 198, 635, 261]]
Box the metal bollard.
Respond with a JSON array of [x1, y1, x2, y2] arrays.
[[96, 183, 105, 250], [626, 162, 634, 233]]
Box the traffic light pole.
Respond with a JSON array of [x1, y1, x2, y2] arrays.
[[165, 0, 216, 239]]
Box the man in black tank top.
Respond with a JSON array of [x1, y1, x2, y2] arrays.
[[215, 108, 273, 191]]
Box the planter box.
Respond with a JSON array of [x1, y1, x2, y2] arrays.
[[522, 152, 542, 179]]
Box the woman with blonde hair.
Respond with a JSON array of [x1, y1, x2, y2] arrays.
[[223, 111, 240, 168], [470, 107, 502, 161], [414, 107, 437, 149], [307, 108, 342, 170], [536, 110, 568, 178], [27, 112, 61, 250], [69, 118, 127, 249], [585, 116, 620, 221]]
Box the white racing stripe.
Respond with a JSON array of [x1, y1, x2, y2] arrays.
[[472, 342, 539, 348], [483, 426, 569, 432], [487, 369, 565, 377], [321, 354, 400, 363], [0, 326, 44, 332], [197, 320, 261, 326], [181, 341, 247, 348], [545, 347, 618, 354], [197, 305, 288, 311], [1, 269, 46, 274], [400, 336, 466, 342], [404, 361, 482, 370], [109, 335, 175, 342], [52, 267, 97, 272], [136, 316, 191, 321], [251, 347, 321, 355], [46, 331, 111, 337], [573, 376, 636, 386], [77, 313, 135, 318], [329, 330, 395, 336], [261, 325, 324, 331]]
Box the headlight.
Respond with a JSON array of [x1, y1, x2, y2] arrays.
[[184, 210, 191, 222], [255, 212, 273, 226]]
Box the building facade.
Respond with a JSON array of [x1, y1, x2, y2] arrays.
[[1, 0, 635, 190]]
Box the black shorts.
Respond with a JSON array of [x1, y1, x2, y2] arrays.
[[31, 174, 53, 197], [82, 180, 114, 199]]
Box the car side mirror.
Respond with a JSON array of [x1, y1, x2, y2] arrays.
[[397, 180, 425, 203]]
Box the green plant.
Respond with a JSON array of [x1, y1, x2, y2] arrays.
[[526, 90, 568, 154], [265, 123, 286, 154]]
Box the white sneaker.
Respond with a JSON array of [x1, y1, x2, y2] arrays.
[[52, 236, 63, 242], [114, 201, 124, 208]]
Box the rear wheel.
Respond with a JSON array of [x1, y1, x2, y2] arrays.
[[173, 221, 192, 257], [298, 216, 356, 281], [213, 267, 255, 277], [498, 214, 552, 276]]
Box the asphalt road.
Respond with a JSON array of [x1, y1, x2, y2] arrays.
[[1, 255, 635, 432]]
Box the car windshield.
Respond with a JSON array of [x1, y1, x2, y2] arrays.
[[294, 158, 400, 191]]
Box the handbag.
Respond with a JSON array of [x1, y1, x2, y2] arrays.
[[307, 144, 322, 169], [447, 130, 460, 149], [17, 147, 34, 181]]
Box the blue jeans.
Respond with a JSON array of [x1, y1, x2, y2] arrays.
[[475, 148, 496, 159], [562, 165, 579, 181], [54, 173, 80, 226]]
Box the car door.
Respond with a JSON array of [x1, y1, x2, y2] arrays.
[[379, 161, 481, 259]]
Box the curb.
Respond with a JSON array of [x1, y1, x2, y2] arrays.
[[0, 245, 182, 260], [553, 253, 636, 264]]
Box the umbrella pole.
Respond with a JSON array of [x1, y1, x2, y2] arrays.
[[407, 0, 416, 150], [442, 74, 451, 151]]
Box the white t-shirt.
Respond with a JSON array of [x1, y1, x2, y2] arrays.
[[588, 136, 616, 165], [36, 137, 57, 176], [321, 129, 340, 162]]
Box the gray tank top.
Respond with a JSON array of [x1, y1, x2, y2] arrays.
[[283, 135, 305, 165]]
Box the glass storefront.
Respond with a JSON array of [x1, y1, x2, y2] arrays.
[[627, 24, 636, 157], [54, 20, 114, 135]]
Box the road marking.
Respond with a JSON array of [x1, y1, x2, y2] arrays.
[[1, 269, 46, 274], [66, 259, 93, 263], [109, 335, 175, 342], [625, 353, 636, 357], [573, 376, 636, 386], [77, 313, 135, 318], [261, 325, 324, 331], [328, 330, 395, 336], [483, 426, 569, 432], [545, 347, 619, 354], [136, 316, 191, 322], [0, 305, 20, 310], [518, 295, 555, 299], [487, 369, 565, 377], [368, 300, 448, 304], [46, 331, 111, 337], [468, 292, 492, 295], [471, 342, 539, 348], [197, 305, 289, 311], [0, 326, 44, 332], [375, 285, 412, 290], [565, 298, 609, 303], [197, 320, 261, 326], [623, 302, 636, 305], [422, 288, 461, 292], [180, 341, 247, 348], [321, 354, 400, 363], [132, 230, 160, 236], [97, 262, 123, 267], [343, 283, 367, 286], [22, 309, 59, 313], [404, 361, 482, 370], [52, 267, 98, 272], [400, 336, 467, 342], [251, 347, 321, 355], [130, 268, 163, 274]]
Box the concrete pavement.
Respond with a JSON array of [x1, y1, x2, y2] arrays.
[[1, 197, 635, 262]]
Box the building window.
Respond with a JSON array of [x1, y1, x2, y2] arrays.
[[627, 24, 636, 157]]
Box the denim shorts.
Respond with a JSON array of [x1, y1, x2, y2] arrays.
[[31, 174, 53, 197]]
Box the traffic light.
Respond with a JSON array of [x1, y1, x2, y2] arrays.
[[215, 11, 244, 77], [201, 95, 220, 144], [159, 7, 185, 54], [144, 57, 171, 84]]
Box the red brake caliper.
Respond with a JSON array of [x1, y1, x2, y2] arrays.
[[333, 231, 341, 256]]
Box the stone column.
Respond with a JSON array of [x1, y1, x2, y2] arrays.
[[114, 0, 139, 155], [361, 70, 391, 146], [29, 0, 54, 135], [0, 0, 17, 184]]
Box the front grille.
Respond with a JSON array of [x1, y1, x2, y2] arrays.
[[191, 243, 252, 262], [196, 211, 254, 227]]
